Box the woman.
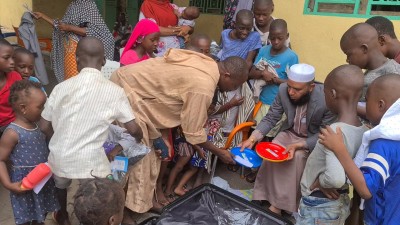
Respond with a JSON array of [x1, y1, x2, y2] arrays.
[[120, 19, 160, 66], [139, 0, 192, 56], [33, 0, 114, 82]]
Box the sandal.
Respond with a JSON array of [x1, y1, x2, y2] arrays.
[[245, 171, 258, 183], [166, 193, 178, 202], [227, 164, 240, 172]]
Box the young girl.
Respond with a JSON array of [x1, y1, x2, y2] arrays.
[[0, 39, 22, 136], [120, 19, 160, 66], [74, 178, 125, 225], [0, 80, 59, 225]]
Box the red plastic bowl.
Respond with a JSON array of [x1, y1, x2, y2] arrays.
[[255, 142, 288, 162]]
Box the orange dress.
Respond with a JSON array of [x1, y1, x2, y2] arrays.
[[63, 38, 79, 80]]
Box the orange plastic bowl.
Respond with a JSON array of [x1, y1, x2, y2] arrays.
[[255, 142, 288, 162]]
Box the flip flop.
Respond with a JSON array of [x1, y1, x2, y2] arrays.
[[166, 193, 178, 202], [227, 164, 240, 172], [245, 171, 258, 183]]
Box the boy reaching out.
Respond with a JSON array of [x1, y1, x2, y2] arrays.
[[320, 74, 400, 225]]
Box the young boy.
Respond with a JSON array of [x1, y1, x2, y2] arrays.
[[253, 0, 290, 47], [320, 74, 400, 225], [297, 65, 368, 225], [366, 16, 400, 64], [340, 23, 400, 117], [218, 9, 262, 67], [13, 47, 47, 95], [187, 34, 212, 57], [216, 9, 258, 148], [249, 19, 298, 134], [39, 37, 143, 225]]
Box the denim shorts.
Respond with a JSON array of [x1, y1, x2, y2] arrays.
[[296, 194, 350, 225]]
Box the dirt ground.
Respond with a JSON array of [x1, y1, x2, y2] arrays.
[[0, 54, 255, 225]]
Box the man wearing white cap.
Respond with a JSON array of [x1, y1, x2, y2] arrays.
[[240, 63, 336, 215]]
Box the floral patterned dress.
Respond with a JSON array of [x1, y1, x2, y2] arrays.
[[7, 123, 59, 225]]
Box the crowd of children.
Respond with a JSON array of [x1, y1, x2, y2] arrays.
[[1, 0, 400, 224]]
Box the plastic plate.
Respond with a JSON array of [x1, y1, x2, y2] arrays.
[[230, 147, 262, 168], [255, 142, 288, 162]]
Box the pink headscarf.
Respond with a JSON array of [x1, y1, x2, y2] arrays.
[[121, 19, 160, 57]]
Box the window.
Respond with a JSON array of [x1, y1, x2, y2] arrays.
[[189, 0, 225, 15], [304, 0, 400, 19]]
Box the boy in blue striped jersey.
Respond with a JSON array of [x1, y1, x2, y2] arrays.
[[320, 74, 400, 225]]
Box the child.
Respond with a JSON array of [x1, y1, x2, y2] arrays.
[[218, 9, 262, 67], [172, 5, 200, 27], [296, 65, 368, 224], [0, 80, 59, 225], [13, 48, 47, 95], [366, 16, 400, 64], [253, 0, 290, 47], [340, 23, 400, 117], [250, 19, 298, 105], [39, 37, 143, 225], [188, 34, 212, 57], [120, 19, 160, 66], [0, 39, 22, 136], [171, 4, 200, 47], [217, 9, 258, 172], [74, 178, 125, 225], [319, 74, 400, 225], [246, 19, 297, 183]]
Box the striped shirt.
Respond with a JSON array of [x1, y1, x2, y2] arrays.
[[42, 68, 134, 179], [361, 139, 400, 225]]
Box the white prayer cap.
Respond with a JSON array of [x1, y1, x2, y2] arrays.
[[288, 64, 315, 83]]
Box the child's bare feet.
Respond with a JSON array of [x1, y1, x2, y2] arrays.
[[174, 186, 188, 196], [155, 187, 169, 206]]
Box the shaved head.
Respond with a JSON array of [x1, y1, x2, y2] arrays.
[[270, 19, 287, 32], [217, 56, 248, 92], [341, 23, 379, 48], [236, 9, 253, 23], [254, 0, 274, 7], [340, 23, 383, 69], [368, 74, 400, 105], [366, 74, 400, 125], [76, 37, 105, 71], [325, 64, 364, 99]]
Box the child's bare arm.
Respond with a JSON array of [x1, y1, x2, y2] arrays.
[[0, 129, 26, 193], [124, 120, 143, 143], [319, 126, 372, 199], [245, 50, 258, 69], [39, 118, 54, 142]]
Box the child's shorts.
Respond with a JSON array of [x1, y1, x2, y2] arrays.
[[296, 194, 350, 225], [190, 148, 208, 169]]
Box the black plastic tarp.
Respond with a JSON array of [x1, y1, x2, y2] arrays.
[[140, 184, 293, 225]]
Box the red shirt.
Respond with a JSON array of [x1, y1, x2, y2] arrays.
[[0, 71, 22, 126]]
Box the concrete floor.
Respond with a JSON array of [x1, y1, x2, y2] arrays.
[[0, 54, 255, 225]]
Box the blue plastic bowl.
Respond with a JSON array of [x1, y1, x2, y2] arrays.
[[230, 147, 263, 168]]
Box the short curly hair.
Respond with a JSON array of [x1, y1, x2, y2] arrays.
[[8, 79, 43, 110], [73, 178, 125, 225]]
